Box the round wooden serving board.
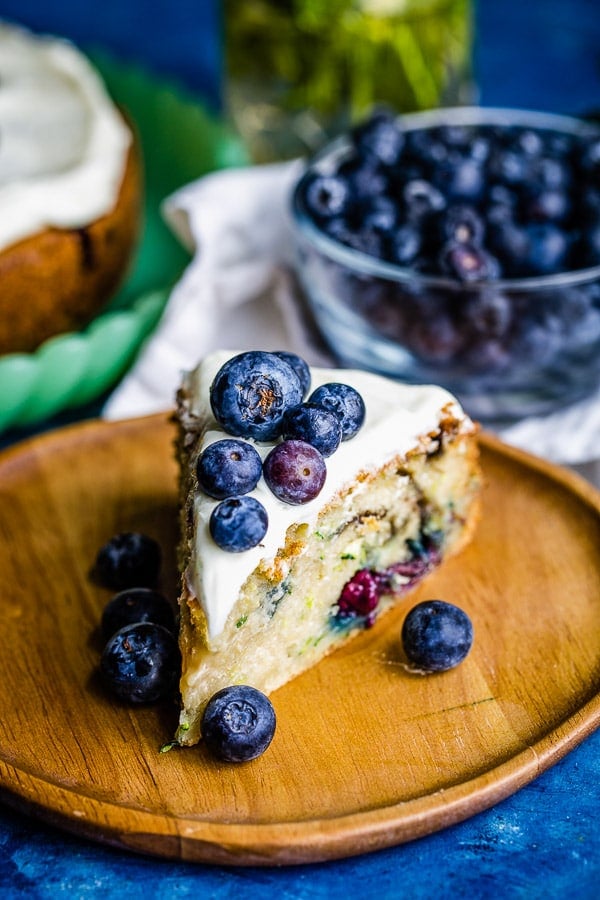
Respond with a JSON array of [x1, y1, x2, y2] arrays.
[[0, 414, 599, 866]]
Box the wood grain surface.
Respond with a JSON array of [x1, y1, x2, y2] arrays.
[[0, 414, 599, 866]]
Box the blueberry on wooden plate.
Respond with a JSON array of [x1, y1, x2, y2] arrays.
[[100, 622, 180, 703], [401, 600, 473, 673], [201, 685, 276, 762], [101, 587, 176, 642], [95, 532, 161, 590]]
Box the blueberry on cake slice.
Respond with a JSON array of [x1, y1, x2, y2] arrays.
[[174, 350, 481, 745]]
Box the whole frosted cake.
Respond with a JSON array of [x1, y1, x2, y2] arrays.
[[174, 350, 481, 745]]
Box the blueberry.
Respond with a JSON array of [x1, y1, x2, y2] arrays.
[[433, 124, 473, 150], [209, 496, 268, 552], [101, 588, 176, 641], [407, 313, 463, 363], [487, 221, 531, 276], [485, 184, 518, 226], [440, 242, 501, 282], [337, 157, 389, 199], [308, 382, 366, 440], [464, 290, 512, 337], [323, 216, 358, 247], [304, 173, 350, 220], [463, 336, 511, 372], [580, 137, 600, 181], [197, 439, 262, 500], [273, 351, 311, 397], [534, 156, 571, 192], [385, 224, 422, 266], [438, 205, 485, 245], [342, 226, 385, 259], [510, 127, 544, 158], [210, 351, 303, 441], [510, 317, 564, 366], [100, 622, 180, 703], [351, 110, 404, 167], [404, 128, 449, 168], [282, 402, 342, 457], [524, 223, 569, 275], [523, 188, 570, 224], [201, 685, 276, 763], [488, 147, 531, 187], [263, 440, 326, 504], [403, 179, 446, 220], [401, 600, 473, 672], [95, 532, 161, 590], [435, 154, 485, 202], [360, 196, 399, 234], [544, 132, 575, 160]]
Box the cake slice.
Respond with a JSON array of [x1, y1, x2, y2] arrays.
[[174, 350, 480, 745]]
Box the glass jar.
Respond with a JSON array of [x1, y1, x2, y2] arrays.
[[223, 0, 474, 163]]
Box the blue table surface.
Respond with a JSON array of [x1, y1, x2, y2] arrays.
[[1, 1, 600, 896]]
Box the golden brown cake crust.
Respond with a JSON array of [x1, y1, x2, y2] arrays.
[[0, 117, 142, 355]]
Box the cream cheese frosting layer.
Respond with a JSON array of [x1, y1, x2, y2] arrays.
[[0, 21, 131, 250], [185, 351, 473, 641]]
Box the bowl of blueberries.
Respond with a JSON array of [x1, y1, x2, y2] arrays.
[[291, 106, 600, 422]]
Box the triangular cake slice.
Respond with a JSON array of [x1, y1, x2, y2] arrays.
[[174, 350, 481, 745]]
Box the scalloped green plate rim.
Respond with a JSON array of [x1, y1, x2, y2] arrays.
[[0, 52, 248, 433]]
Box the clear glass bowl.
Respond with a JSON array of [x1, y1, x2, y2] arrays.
[[291, 107, 600, 423]]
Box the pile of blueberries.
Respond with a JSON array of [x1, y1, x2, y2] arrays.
[[295, 110, 600, 390], [93, 530, 277, 762], [200, 350, 366, 552], [94, 532, 179, 705], [302, 110, 600, 278]]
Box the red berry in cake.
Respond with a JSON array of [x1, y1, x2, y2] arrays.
[[197, 438, 262, 499], [337, 569, 382, 618], [101, 588, 176, 642], [209, 351, 303, 441], [209, 496, 268, 552], [201, 685, 276, 762], [308, 383, 366, 440], [282, 402, 342, 457], [100, 622, 180, 703], [95, 532, 161, 590], [401, 600, 473, 672], [263, 439, 326, 504]]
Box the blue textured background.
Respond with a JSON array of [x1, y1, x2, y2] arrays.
[[1, 1, 600, 895]]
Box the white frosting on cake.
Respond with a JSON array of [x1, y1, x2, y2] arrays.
[[185, 351, 473, 640], [0, 22, 131, 251]]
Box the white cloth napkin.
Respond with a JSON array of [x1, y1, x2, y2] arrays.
[[103, 161, 600, 467]]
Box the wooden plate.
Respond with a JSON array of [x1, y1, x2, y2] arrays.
[[1, 415, 599, 867]]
